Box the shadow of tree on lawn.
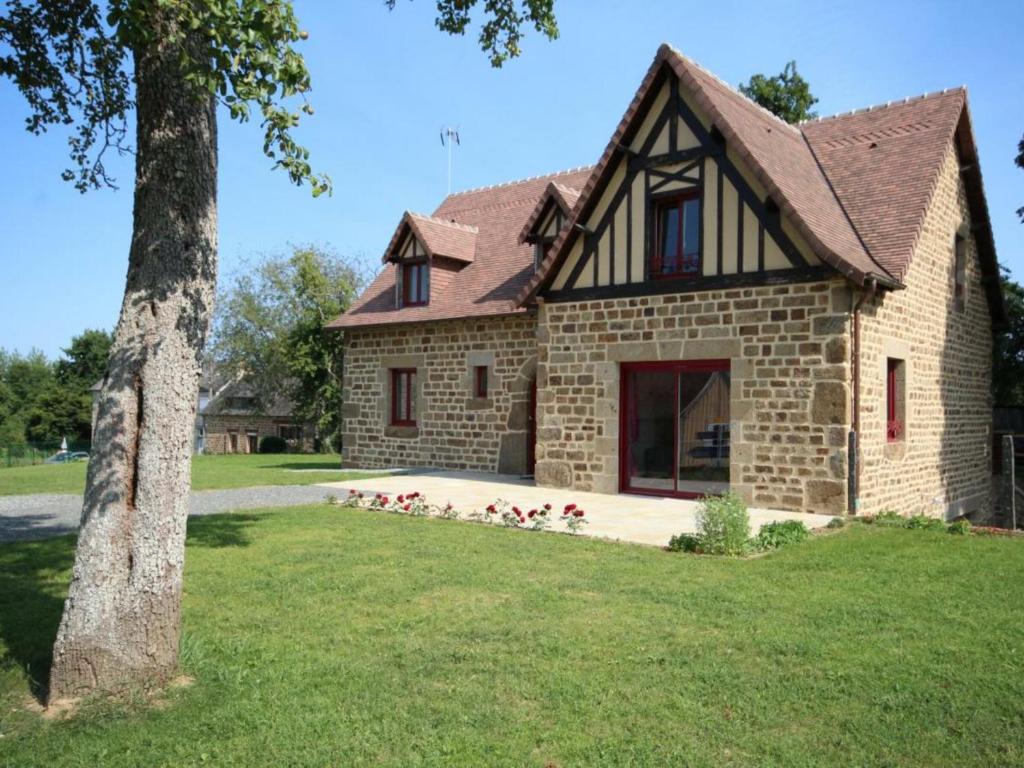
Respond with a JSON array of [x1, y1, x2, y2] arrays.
[[185, 513, 265, 549]]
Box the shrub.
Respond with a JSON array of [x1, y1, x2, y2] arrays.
[[259, 435, 288, 454], [695, 493, 750, 556], [948, 519, 972, 535], [826, 517, 847, 530], [905, 514, 946, 531], [667, 533, 700, 552], [755, 520, 809, 550], [871, 510, 906, 527]]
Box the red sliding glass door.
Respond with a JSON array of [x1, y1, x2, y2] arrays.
[[619, 360, 731, 499]]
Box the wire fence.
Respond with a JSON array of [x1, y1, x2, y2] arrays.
[[1, 441, 91, 469], [995, 434, 1023, 529]]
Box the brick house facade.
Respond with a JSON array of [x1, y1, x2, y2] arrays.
[[329, 45, 1005, 518]]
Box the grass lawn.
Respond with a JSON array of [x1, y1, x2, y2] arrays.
[[0, 453, 379, 496], [1, 509, 1023, 766]]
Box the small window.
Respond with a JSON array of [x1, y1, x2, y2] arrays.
[[534, 238, 556, 270], [474, 366, 489, 398], [391, 369, 417, 426], [279, 425, 303, 441], [954, 233, 967, 313], [651, 192, 701, 279], [402, 262, 428, 307], [886, 358, 905, 443]]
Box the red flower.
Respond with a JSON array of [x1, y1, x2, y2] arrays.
[[349, 489, 358, 495], [487, 504, 497, 514], [564, 503, 577, 513], [512, 506, 521, 514], [397, 495, 405, 503], [573, 509, 584, 517], [518, 517, 525, 524], [403, 503, 411, 512], [381, 496, 389, 505], [543, 503, 552, 511], [527, 510, 536, 518]]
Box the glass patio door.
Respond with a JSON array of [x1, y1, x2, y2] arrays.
[[621, 360, 730, 498]]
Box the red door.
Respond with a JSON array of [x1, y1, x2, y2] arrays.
[[619, 360, 731, 499]]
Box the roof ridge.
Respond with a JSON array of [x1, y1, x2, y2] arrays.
[[443, 165, 594, 199], [800, 86, 966, 125], [407, 211, 479, 233], [663, 44, 802, 135]]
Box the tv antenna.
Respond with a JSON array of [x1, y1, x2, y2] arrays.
[[440, 126, 460, 195]]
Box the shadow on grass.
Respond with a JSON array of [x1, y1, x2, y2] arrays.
[[0, 513, 267, 702], [186, 513, 266, 549]]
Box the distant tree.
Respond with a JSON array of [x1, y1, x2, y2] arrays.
[[24, 386, 92, 444], [739, 61, 818, 124], [0, 349, 55, 445], [994, 268, 1024, 405], [55, 329, 113, 391], [211, 246, 364, 448], [1016, 133, 1023, 222]]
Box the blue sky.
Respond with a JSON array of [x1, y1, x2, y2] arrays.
[[2, 0, 1021, 357]]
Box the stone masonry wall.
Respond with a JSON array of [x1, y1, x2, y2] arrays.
[[204, 415, 316, 454], [857, 145, 993, 518], [340, 314, 538, 474], [535, 280, 853, 515]]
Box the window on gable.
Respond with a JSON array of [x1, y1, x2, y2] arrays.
[[534, 239, 556, 271], [390, 369, 417, 426], [651, 192, 701, 279], [402, 262, 429, 307], [954, 233, 967, 313], [473, 366, 489, 398], [886, 358, 905, 443]]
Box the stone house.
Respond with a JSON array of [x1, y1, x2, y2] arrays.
[[327, 44, 1005, 518]]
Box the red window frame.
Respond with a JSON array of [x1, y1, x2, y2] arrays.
[[886, 358, 903, 443], [650, 191, 701, 280], [390, 368, 417, 426], [402, 262, 428, 307], [474, 366, 488, 398]]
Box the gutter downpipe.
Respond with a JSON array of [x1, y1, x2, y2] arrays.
[[850, 277, 878, 516]]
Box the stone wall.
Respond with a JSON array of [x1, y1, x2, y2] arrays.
[[857, 145, 993, 518], [203, 415, 316, 454], [340, 314, 538, 473], [535, 279, 853, 515]]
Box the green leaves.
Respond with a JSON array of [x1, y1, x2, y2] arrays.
[[739, 61, 818, 125]]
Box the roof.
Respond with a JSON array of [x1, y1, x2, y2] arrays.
[[327, 167, 592, 329], [332, 43, 1004, 330], [517, 181, 582, 244], [381, 212, 479, 265]]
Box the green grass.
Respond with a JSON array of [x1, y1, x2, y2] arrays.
[[0, 453, 379, 496], [1, 509, 1023, 766]]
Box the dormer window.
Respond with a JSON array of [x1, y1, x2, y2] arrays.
[[650, 191, 700, 279], [402, 261, 429, 307], [534, 238, 556, 270]]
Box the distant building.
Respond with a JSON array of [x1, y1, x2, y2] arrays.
[[91, 371, 316, 454]]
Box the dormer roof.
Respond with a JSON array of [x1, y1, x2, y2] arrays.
[[518, 181, 582, 244], [382, 211, 479, 265]]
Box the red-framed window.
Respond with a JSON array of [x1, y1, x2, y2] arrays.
[[474, 366, 488, 398], [402, 262, 428, 307], [650, 191, 701, 280], [954, 233, 967, 313], [886, 358, 904, 443], [390, 368, 417, 426]]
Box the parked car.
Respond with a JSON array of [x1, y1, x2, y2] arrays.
[[43, 451, 90, 464]]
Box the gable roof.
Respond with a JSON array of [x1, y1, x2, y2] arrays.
[[331, 43, 1004, 331], [381, 211, 479, 265], [517, 181, 582, 244], [326, 167, 592, 330]]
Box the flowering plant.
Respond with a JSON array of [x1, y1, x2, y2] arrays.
[[559, 503, 587, 534]]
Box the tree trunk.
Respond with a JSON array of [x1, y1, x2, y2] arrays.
[[48, 25, 217, 701]]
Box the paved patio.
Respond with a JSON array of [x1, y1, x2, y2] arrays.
[[321, 470, 834, 547]]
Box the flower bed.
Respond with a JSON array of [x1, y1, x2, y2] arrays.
[[332, 490, 589, 534]]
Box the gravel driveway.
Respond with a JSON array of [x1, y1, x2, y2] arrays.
[[0, 485, 344, 543]]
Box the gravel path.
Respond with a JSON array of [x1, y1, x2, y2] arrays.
[[0, 485, 347, 543]]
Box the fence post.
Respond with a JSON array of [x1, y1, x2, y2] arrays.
[[1002, 435, 1016, 530]]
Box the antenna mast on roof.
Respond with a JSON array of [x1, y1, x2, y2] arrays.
[[440, 126, 460, 195]]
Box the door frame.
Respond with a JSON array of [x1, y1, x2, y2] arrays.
[[618, 359, 730, 499]]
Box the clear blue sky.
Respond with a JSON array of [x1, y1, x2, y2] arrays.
[[2, 0, 1021, 357]]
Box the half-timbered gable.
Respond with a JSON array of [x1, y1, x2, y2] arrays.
[[519, 181, 582, 269]]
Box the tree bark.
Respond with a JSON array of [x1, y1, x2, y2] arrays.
[[48, 24, 217, 701]]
